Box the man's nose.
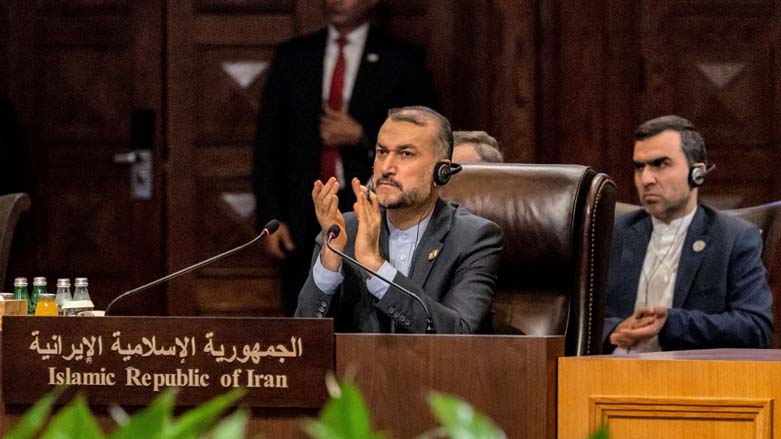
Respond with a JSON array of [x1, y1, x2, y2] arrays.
[[379, 156, 397, 175], [640, 167, 656, 185]]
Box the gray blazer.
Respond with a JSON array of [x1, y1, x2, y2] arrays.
[[295, 198, 503, 333], [603, 205, 773, 351]]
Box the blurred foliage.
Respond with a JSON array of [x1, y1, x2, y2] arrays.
[[3, 387, 248, 439], [302, 374, 506, 439]]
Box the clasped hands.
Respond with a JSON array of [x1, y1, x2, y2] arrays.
[[609, 306, 669, 350], [313, 176, 382, 273], [320, 107, 364, 147]]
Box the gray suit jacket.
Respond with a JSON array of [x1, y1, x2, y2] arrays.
[[295, 198, 503, 333], [603, 205, 773, 351]]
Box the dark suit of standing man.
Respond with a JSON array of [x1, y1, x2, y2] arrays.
[[253, 0, 436, 316]]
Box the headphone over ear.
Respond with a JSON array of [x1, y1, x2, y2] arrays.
[[689, 166, 705, 187], [432, 161, 463, 186], [688, 163, 715, 188]]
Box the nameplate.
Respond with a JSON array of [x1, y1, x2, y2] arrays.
[[2, 316, 333, 407]]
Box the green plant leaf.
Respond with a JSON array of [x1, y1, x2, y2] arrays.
[[588, 426, 610, 439], [206, 408, 250, 439], [422, 392, 506, 439], [106, 390, 176, 439], [301, 379, 384, 439], [39, 395, 104, 439], [164, 388, 245, 439], [4, 386, 65, 439]]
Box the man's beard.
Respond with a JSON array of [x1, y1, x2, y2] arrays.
[[642, 193, 691, 222], [376, 177, 430, 210]]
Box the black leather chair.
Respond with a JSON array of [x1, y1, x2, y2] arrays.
[[442, 164, 617, 355], [725, 202, 781, 347], [0, 193, 31, 291]]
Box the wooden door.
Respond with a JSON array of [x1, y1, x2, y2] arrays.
[[6, 1, 165, 313], [639, 0, 781, 208]]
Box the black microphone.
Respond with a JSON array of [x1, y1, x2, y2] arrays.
[[325, 224, 435, 334], [105, 219, 281, 315]]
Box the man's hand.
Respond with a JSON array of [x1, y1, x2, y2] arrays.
[[351, 177, 384, 272], [263, 222, 295, 259], [320, 107, 364, 147], [313, 177, 346, 271], [609, 306, 669, 349]]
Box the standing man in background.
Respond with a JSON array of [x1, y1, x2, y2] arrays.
[[253, 0, 437, 315]]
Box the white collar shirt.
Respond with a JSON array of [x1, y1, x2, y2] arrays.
[[617, 206, 697, 354], [322, 23, 370, 106]]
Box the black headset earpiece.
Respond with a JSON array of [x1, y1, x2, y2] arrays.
[[432, 161, 463, 186], [688, 165, 705, 187]]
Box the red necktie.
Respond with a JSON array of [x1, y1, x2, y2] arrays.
[[321, 35, 347, 181]]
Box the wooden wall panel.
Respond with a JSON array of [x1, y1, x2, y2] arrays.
[[36, 47, 132, 141], [166, 2, 297, 316], [0, 4, 8, 96], [438, 0, 536, 164], [547, 0, 639, 202], [553, 0, 780, 206], [639, 1, 781, 208], [557, 2, 606, 171], [603, 1, 641, 202], [194, 46, 273, 146]]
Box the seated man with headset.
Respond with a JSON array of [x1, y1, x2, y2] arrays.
[[295, 106, 503, 333], [604, 115, 773, 353]]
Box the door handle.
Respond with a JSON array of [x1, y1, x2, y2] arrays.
[[115, 110, 156, 200], [113, 151, 139, 164], [113, 150, 153, 200]]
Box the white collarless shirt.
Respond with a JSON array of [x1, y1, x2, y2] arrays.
[[615, 207, 697, 354]]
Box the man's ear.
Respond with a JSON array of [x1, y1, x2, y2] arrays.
[[689, 162, 708, 187]]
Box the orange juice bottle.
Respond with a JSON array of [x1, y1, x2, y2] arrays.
[[34, 293, 58, 316]]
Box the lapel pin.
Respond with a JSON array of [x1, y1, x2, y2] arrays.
[[427, 249, 439, 261], [367, 53, 379, 63], [692, 240, 706, 252]]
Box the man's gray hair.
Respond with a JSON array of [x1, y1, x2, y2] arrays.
[[635, 115, 707, 166], [388, 106, 453, 160], [453, 130, 504, 163]]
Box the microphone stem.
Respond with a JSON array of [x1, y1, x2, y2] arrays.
[[326, 237, 436, 333], [105, 229, 269, 315]]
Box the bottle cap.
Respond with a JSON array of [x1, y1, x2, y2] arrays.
[[75, 278, 89, 287], [39, 293, 55, 299], [33, 277, 47, 286], [14, 277, 27, 287], [56, 278, 71, 288]]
